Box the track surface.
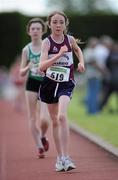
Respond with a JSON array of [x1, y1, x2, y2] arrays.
[[0, 100, 118, 180]]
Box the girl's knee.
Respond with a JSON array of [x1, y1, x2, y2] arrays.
[[58, 114, 66, 124], [40, 119, 49, 128]]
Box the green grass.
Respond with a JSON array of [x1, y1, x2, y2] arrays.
[[68, 87, 118, 147]]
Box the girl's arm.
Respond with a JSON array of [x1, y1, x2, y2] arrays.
[[20, 47, 31, 76], [39, 39, 68, 72], [70, 36, 85, 73]]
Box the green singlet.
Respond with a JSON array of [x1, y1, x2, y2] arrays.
[[27, 44, 44, 81]]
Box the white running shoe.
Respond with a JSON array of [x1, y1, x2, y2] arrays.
[[55, 157, 65, 172], [63, 156, 76, 171]]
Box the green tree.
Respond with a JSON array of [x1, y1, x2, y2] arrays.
[[47, 0, 116, 15]]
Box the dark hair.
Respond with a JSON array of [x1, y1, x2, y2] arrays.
[[26, 17, 47, 34], [47, 11, 69, 27]]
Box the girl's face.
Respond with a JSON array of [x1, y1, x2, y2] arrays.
[[49, 14, 66, 35], [28, 22, 43, 40]]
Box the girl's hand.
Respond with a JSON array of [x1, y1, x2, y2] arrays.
[[28, 61, 34, 69], [38, 69, 45, 77], [77, 63, 85, 73], [59, 45, 68, 56]]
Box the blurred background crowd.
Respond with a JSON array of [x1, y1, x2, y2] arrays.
[[82, 35, 118, 114]]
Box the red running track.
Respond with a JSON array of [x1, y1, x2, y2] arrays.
[[0, 100, 118, 180]]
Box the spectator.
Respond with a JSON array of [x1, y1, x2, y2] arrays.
[[99, 41, 118, 112], [83, 37, 101, 114]]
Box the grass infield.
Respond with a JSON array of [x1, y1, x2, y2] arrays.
[[68, 87, 118, 147]]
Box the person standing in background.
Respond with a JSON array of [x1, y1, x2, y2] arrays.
[[99, 41, 118, 112], [83, 37, 99, 114], [93, 35, 113, 112], [20, 18, 50, 158], [83, 36, 113, 114]]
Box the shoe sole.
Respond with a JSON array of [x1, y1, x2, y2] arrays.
[[56, 168, 65, 172], [65, 166, 76, 171], [56, 166, 75, 172]]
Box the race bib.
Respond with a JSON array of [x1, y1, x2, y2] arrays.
[[46, 66, 70, 82]]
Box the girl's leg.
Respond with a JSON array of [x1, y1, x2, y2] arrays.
[[38, 101, 50, 137], [25, 91, 43, 149], [58, 95, 76, 171], [38, 101, 50, 151], [47, 103, 62, 156], [58, 95, 70, 156], [49, 96, 76, 171]]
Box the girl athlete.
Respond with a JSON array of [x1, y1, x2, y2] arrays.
[[39, 11, 85, 171], [20, 18, 50, 158]]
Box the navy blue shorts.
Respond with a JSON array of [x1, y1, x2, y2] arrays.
[[26, 77, 42, 93], [40, 77, 75, 104]]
